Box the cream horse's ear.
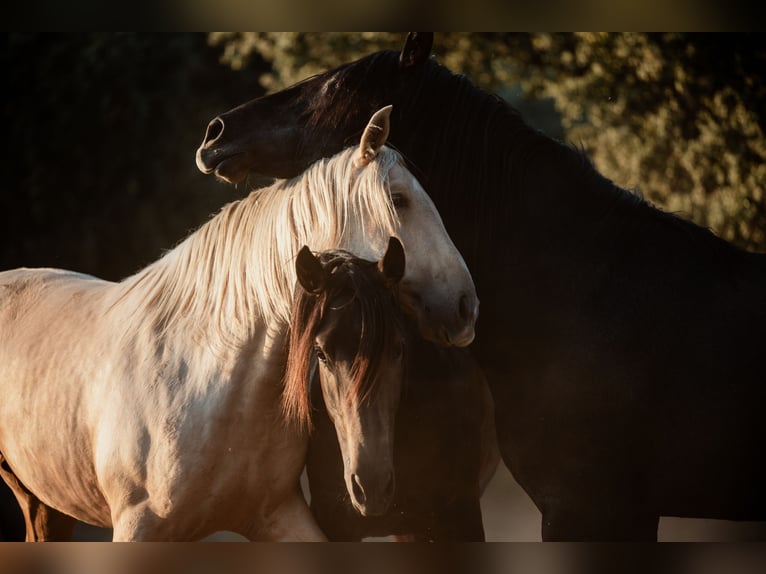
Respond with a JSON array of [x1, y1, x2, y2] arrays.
[[358, 105, 392, 166]]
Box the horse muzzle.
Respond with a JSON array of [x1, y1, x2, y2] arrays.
[[404, 288, 479, 348], [445, 291, 479, 346], [347, 470, 395, 517]]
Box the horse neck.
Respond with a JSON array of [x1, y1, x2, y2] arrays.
[[111, 187, 292, 353], [110, 150, 393, 354], [394, 66, 661, 275], [402, 80, 747, 307], [393, 76, 546, 267]]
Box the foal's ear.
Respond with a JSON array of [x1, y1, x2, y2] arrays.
[[379, 237, 405, 286], [358, 105, 392, 166], [399, 32, 433, 69], [296, 246, 326, 294]]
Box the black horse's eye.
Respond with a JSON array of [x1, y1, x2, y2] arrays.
[[391, 193, 408, 208], [315, 346, 328, 364], [393, 341, 404, 359]]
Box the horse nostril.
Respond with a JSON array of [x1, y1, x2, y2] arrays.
[[351, 473, 366, 504], [458, 293, 472, 322], [203, 118, 224, 146]]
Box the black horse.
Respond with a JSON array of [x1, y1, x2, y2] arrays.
[[196, 33, 766, 540]]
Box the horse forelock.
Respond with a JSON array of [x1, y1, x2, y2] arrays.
[[283, 251, 403, 431], [112, 145, 401, 351]]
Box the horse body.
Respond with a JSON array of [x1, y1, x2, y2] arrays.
[[491, 159, 766, 537], [0, 252, 322, 540], [1, 269, 116, 526], [0, 108, 477, 540], [197, 33, 766, 539]]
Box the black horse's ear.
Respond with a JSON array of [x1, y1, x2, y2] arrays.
[[296, 246, 326, 294], [399, 32, 433, 69], [379, 237, 405, 286]]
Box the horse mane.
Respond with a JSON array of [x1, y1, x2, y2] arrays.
[[309, 50, 745, 269], [415, 56, 759, 263], [569, 143, 750, 266], [282, 250, 403, 431], [304, 51, 554, 263], [110, 146, 400, 348]]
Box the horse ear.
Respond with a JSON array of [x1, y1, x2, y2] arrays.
[[399, 32, 433, 69], [358, 105, 392, 166], [379, 237, 405, 286], [296, 246, 326, 294]]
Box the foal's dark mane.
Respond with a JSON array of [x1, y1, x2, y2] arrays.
[[283, 249, 403, 430]]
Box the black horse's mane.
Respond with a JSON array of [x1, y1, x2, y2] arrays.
[[410, 52, 754, 264], [307, 48, 751, 273]]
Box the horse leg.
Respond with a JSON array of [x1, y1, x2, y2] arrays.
[[541, 504, 659, 541], [0, 478, 25, 541], [23, 500, 76, 542], [427, 500, 486, 542], [391, 500, 485, 542], [243, 491, 327, 541], [110, 501, 170, 541], [0, 455, 76, 541], [451, 499, 486, 542]]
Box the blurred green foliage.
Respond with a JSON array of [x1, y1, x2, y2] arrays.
[[210, 32, 765, 252]]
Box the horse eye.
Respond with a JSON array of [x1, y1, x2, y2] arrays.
[[391, 193, 408, 208], [393, 341, 404, 359], [314, 346, 328, 364]]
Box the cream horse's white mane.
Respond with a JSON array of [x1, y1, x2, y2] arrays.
[[111, 145, 400, 344]]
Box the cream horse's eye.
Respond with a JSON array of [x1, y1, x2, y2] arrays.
[[391, 193, 408, 208]]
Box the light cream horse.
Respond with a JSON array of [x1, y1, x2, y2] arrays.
[[0, 106, 478, 541]]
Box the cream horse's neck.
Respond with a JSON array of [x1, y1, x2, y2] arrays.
[[109, 146, 398, 356], [110, 191, 279, 355]]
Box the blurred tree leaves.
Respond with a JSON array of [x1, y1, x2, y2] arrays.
[[210, 32, 765, 252]]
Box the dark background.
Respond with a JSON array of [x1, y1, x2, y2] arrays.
[[1, 33, 269, 281]]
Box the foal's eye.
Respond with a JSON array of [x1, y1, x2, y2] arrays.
[[315, 346, 328, 364]]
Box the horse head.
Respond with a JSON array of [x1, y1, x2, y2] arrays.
[[287, 238, 407, 516], [347, 106, 477, 347], [196, 33, 434, 183]]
